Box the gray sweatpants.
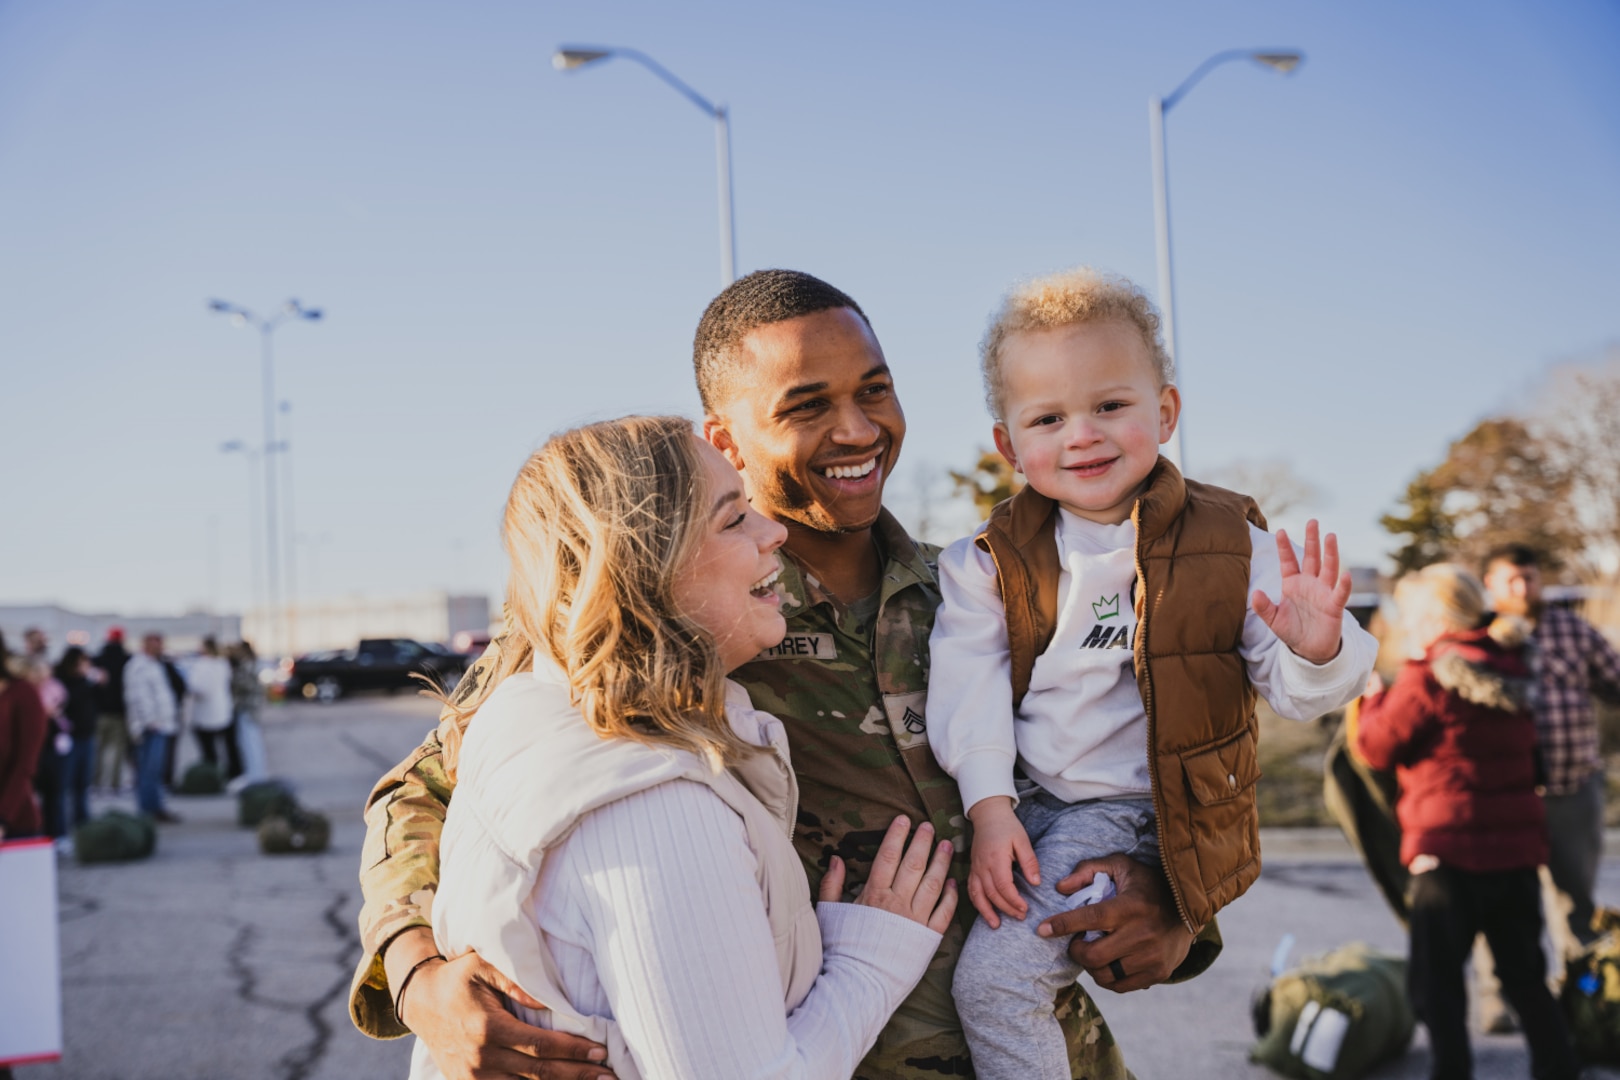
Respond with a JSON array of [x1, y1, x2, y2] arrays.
[[954, 784, 1160, 1080]]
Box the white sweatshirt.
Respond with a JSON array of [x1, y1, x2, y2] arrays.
[[928, 511, 1378, 814], [186, 655, 234, 732]]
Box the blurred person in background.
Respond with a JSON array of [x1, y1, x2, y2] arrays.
[[1358, 564, 1577, 1080], [54, 646, 100, 830], [22, 626, 49, 667], [188, 636, 240, 779], [124, 632, 180, 824], [25, 658, 68, 839], [159, 647, 188, 789], [1484, 545, 1618, 954], [0, 631, 49, 840], [93, 627, 131, 793], [228, 640, 268, 783]]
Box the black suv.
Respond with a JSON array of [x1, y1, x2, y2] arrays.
[[285, 638, 467, 703]]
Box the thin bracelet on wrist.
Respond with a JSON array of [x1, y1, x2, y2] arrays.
[[393, 953, 445, 1028]]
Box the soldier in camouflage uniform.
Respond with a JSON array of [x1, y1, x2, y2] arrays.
[[351, 271, 1218, 1079]]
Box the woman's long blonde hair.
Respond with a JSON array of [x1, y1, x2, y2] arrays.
[[438, 415, 756, 779]]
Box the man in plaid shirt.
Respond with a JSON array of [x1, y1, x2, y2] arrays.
[[1485, 545, 1618, 961]]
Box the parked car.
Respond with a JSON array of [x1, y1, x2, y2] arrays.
[[283, 638, 468, 703]]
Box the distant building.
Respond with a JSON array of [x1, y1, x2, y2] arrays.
[[1346, 566, 1388, 629], [243, 591, 492, 657], [0, 605, 241, 659]]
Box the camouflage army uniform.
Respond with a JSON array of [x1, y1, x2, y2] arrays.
[[350, 511, 1175, 1078]]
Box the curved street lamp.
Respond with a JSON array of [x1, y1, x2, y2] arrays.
[[207, 298, 323, 656], [553, 45, 737, 285], [1151, 49, 1302, 469]]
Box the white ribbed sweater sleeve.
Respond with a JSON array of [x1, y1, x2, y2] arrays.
[[545, 779, 942, 1080], [925, 534, 1019, 815]]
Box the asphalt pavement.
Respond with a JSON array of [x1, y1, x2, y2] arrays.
[[25, 695, 1620, 1080]]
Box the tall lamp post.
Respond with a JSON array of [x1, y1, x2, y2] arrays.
[[219, 440, 263, 622], [553, 46, 737, 285], [207, 298, 323, 656], [1151, 49, 1302, 470]]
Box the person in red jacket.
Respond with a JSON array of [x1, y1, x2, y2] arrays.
[[0, 631, 50, 840], [1357, 563, 1578, 1080]]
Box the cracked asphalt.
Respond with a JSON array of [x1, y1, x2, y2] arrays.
[[26, 695, 1620, 1079], [32, 695, 431, 1080]]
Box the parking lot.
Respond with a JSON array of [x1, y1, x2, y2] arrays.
[[26, 694, 1620, 1080]]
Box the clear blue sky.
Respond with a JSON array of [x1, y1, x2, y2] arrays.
[[3, 0, 1617, 618]]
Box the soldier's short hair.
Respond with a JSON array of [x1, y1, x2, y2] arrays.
[[980, 267, 1171, 421], [692, 269, 871, 413]]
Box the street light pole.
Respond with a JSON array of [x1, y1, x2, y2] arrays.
[[220, 440, 263, 622], [1150, 49, 1302, 471], [277, 400, 298, 654], [553, 46, 737, 285], [208, 298, 323, 657]]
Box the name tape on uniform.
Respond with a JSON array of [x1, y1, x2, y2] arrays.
[[756, 633, 837, 661]]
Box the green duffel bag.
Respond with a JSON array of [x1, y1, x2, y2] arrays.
[[1560, 907, 1620, 1065], [176, 761, 225, 795], [1322, 711, 1408, 927], [258, 808, 331, 855], [74, 810, 158, 863], [1250, 942, 1415, 1080], [238, 779, 298, 827]]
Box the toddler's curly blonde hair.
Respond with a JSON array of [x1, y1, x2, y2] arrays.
[[980, 267, 1172, 420]]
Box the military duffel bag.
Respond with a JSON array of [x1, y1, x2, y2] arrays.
[[258, 808, 331, 855], [1561, 906, 1620, 1065], [74, 810, 158, 863], [238, 779, 298, 827], [176, 761, 225, 795], [1250, 942, 1415, 1080]]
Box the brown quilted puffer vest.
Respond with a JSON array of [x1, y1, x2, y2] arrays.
[[975, 457, 1266, 932]]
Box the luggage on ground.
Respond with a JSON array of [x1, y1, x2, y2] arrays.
[[1322, 706, 1409, 926], [258, 807, 331, 854], [74, 810, 158, 863], [238, 779, 298, 827], [1250, 941, 1415, 1080], [1561, 906, 1620, 1065], [176, 761, 225, 795]]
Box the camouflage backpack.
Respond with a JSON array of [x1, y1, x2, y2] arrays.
[[258, 807, 331, 855], [238, 779, 298, 827], [74, 810, 158, 863], [1250, 942, 1415, 1080], [1561, 907, 1620, 1065]]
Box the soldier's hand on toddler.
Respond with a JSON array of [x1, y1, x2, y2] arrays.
[[1252, 519, 1353, 665], [965, 797, 1040, 929], [387, 927, 614, 1080], [1038, 852, 1194, 993], [827, 814, 958, 933]]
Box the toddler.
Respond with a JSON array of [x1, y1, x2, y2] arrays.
[[927, 268, 1378, 1078]]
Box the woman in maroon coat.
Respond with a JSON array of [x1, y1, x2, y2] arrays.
[[1358, 564, 1577, 1080], [0, 631, 49, 840]]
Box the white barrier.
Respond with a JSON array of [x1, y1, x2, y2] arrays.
[[0, 837, 63, 1067]]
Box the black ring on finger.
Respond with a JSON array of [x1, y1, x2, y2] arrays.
[[1109, 959, 1126, 982]]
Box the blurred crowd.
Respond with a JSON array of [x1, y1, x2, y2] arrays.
[[1340, 543, 1619, 1075], [0, 626, 267, 844]]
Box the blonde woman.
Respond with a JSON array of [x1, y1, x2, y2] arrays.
[[407, 416, 956, 1080], [1356, 564, 1577, 1080]]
